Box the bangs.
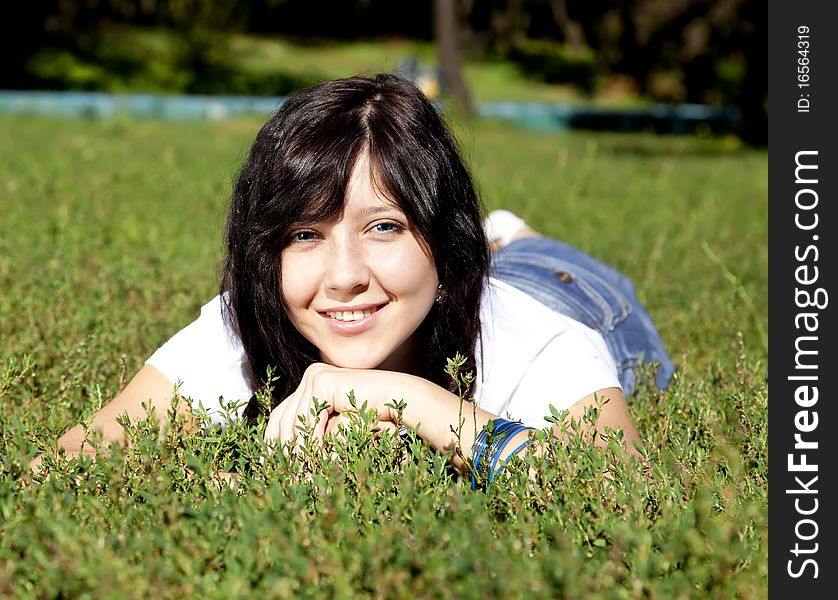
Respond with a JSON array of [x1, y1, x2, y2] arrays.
[[272, 120, 369, 234], [274, 131, 418, 242], [364, 116, 440, 256]]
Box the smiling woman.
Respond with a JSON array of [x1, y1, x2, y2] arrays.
[[33, 74, 675, 483]]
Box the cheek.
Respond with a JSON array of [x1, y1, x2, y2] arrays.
[[279, 254, 315, 308], [409, 250, 439, 298], [378, 247, 437, 297]]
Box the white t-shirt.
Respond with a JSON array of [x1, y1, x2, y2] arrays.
[[146, 277, 620, 428]]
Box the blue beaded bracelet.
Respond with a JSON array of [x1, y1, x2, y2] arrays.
[[488, 432, 531, 483], [472, 418, 523, 473], [470, 418, 534, 490], [492, 437, 533, 482]]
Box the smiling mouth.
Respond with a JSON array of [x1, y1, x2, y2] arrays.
[[322, 305, 384, 322]]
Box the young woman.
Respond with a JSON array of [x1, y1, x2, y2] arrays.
[[36, 74, 674, 478]]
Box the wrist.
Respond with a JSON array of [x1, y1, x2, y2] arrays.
[[395, 374, 494, 467]]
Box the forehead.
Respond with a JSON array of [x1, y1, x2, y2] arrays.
[[343, 154, 402, 215]]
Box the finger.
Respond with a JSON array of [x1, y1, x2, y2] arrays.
[[328, 373, 395, 423], [276, 391, 295, 447], [279, 382, 305, 450], [284, 376, 326, 451], [324, 412, 353, 437], [287, 367, 333, 443], [263, 399, 287, 451], [376, 420, 398, 434], [312, 406, 331, 438]]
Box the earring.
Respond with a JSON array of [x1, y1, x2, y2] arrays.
[[435, 283, 447, 304]]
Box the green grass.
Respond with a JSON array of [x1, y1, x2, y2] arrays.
[[0, 115, 767, 597]]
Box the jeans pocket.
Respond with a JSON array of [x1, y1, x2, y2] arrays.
[[490, 253, 632, 336]]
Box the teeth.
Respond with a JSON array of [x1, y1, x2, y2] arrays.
[[326, 308, 376, 321]]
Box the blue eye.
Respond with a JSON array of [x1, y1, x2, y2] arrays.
[[374, 222, 401, 234], [292, 230, 317, 242]]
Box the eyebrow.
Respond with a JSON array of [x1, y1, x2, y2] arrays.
[[289, 204, 404, 229], [359, 204, 403, 218]]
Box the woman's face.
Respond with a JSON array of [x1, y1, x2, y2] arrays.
[[280, 155, 439, 373]]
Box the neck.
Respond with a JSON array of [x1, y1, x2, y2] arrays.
[[376, 334, 425, 377]]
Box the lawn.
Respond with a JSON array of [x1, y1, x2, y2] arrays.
[[0, 114, 767, 597]]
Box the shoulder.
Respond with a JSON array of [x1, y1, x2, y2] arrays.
[[475, 277, 620, 428], [145, 294, 253, 423]]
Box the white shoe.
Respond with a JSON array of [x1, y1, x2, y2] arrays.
[[483, 209, 529, 249]]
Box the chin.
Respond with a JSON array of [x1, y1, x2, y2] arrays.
[[322, 353, 383, 370]]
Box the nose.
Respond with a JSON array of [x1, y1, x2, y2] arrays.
[[323, 236, 370, 298]]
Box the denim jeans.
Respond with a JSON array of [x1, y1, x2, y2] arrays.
[[490, 236, 675, 394]]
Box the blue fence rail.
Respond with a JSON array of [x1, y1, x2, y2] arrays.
[[0, 91, 283, 121], [0, 91, 747, 134], [477, 101, 744, 134]]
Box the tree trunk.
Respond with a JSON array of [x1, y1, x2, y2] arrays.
[[735, 0, 766, 145], [548, 0, 587, 55], [434, 0, 474, 117]]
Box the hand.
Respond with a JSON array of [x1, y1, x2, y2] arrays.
[[263, 363, 405, 452], [322, 411, 399, 438]]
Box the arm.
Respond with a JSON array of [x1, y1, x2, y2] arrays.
[[264, 364, 493, 471], [30, 364, 190, 473], [389, 382, 644, 465], [561, 386, 643, 458]]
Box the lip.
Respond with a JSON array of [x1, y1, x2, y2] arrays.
[[319, 303, 387, 336], [318, 302, 385, 313]]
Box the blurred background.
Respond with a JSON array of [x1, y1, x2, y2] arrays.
[[1, 0, 765, 144]]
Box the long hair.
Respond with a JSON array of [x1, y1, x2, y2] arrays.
[[220, 74, 489, 422]]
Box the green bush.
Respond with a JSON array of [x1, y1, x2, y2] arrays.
[[508, 39, 597, 94], [21, 27, 318, 97], [25, 45, 191, 94]]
